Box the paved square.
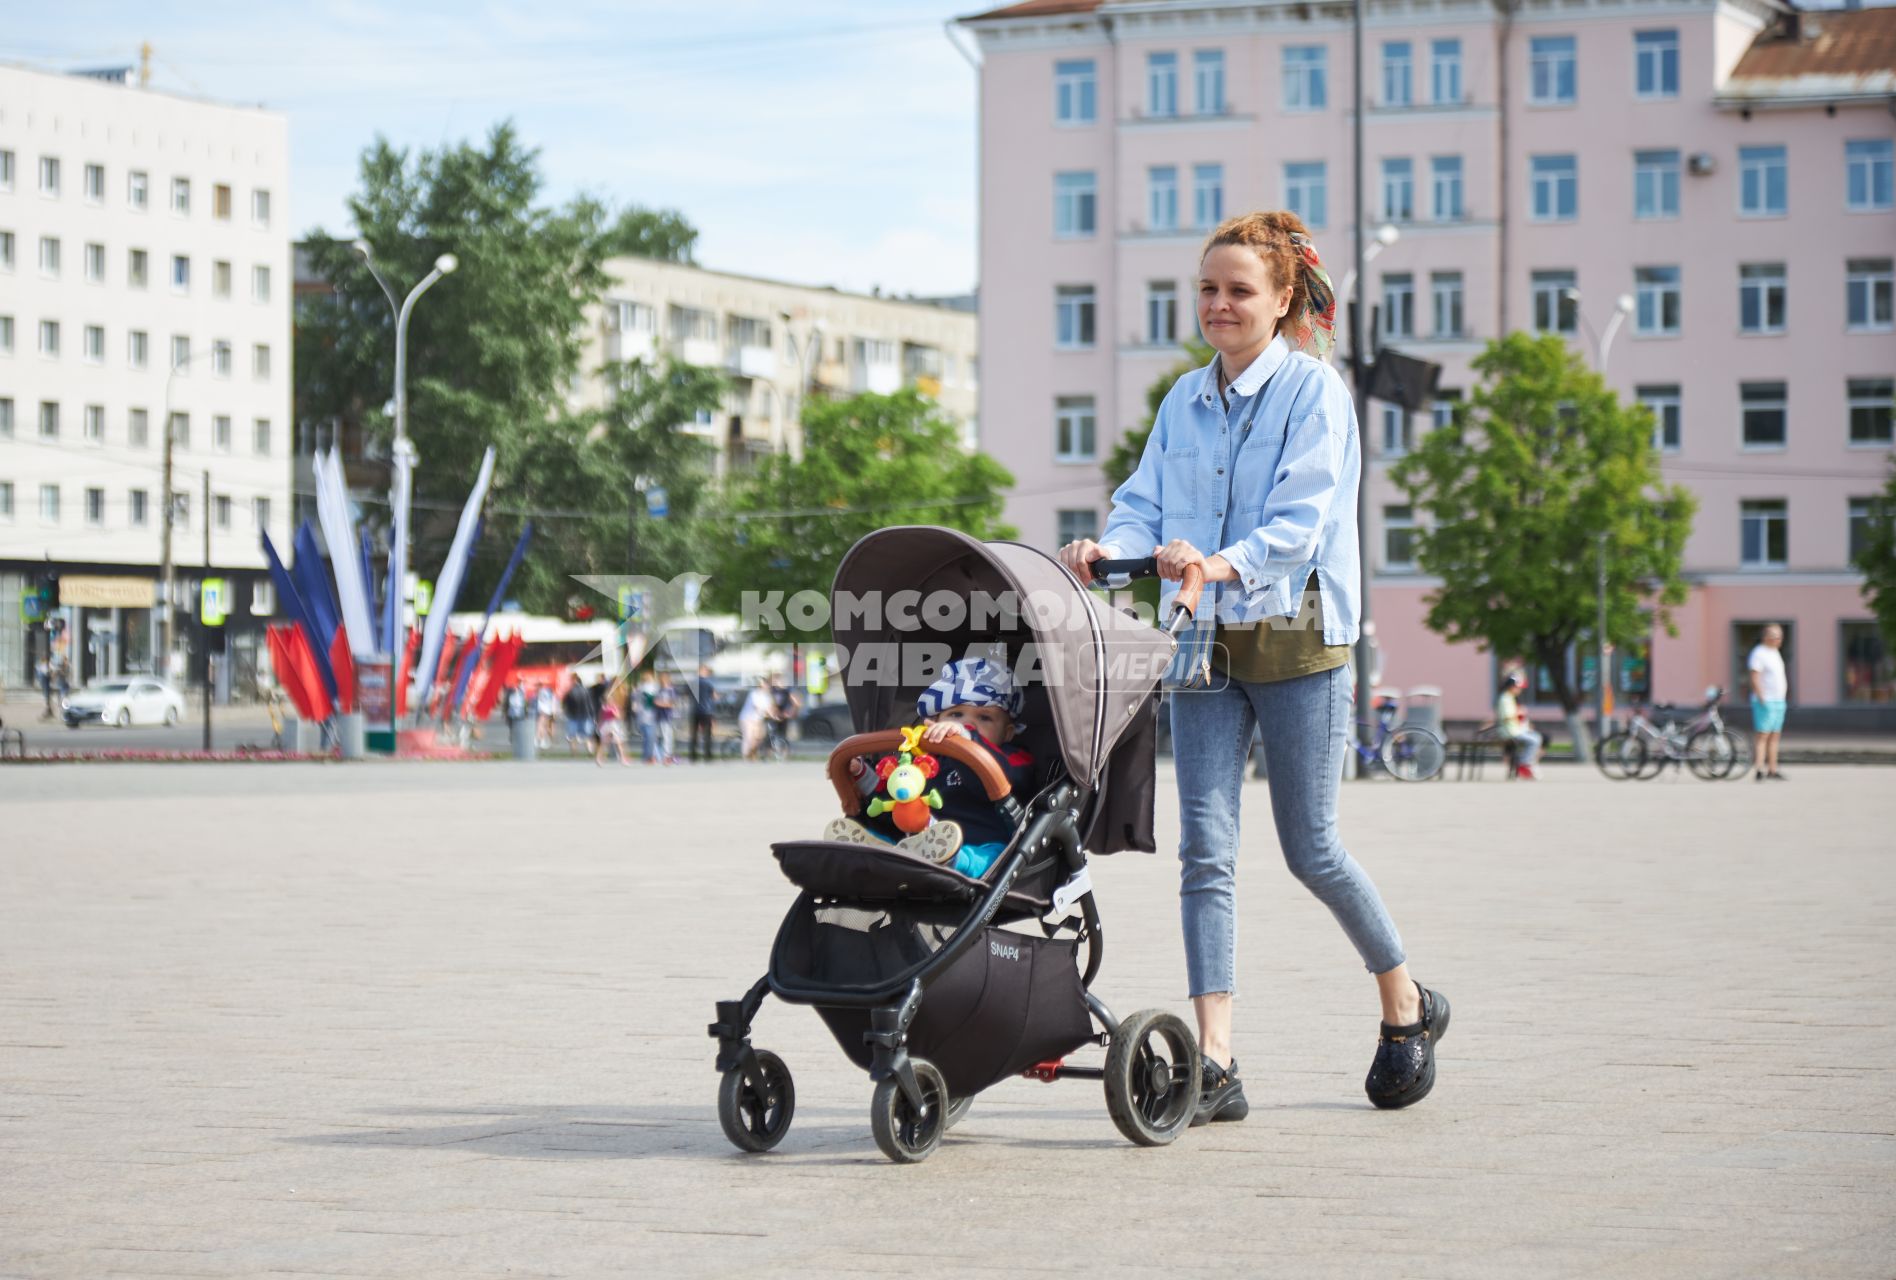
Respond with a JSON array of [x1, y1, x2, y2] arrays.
[[1, 761, 1892, 1278]]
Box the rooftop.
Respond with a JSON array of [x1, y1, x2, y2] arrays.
[[1726, 5, 1896, 100]]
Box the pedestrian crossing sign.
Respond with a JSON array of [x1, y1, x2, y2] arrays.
[[200, 579, 230, 627]]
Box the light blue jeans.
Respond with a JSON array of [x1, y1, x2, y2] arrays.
[[1170, 664, 1406, 995]]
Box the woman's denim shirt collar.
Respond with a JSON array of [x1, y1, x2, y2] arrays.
[[1097, 336, 1362, 652]]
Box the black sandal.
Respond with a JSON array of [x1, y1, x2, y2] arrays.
[[1365, 982, 1450, 1110]]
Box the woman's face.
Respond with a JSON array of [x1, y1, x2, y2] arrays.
[[1197, 244, 1293, 360]]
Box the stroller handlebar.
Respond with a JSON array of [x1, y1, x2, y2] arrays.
[[1090, 557, 1205, 637], [828, 728, 1015, 818]]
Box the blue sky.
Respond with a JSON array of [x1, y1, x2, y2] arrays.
[[8, 1, 981, 295]]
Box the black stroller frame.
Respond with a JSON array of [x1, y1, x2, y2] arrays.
[[710, 532, 1205, 1163]]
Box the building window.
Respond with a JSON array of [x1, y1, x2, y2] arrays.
[[1637, 384, 1682, 451], [85, 404, 104, 442], [172, 254, 190, 291], [83, 324, 104, 363], [1148, 166, 1179, 231], [1739, 263, 1787, 334], [171, 335, 191, 373], [39, 484, 60, 523], [252, 188, 272, 227], [253, 343, 271, 380], [1192, 164, 1224, 229], [213, 183, 232, 220], [1284, 46, 1327, 111], [1430, 272, 1464, 338], [168, 412, 189, 450], [1529, 36, 1577, 105], [1849, 498, 1876, 563], [38, 155, 60, 195], [1842, 621, 1894, 704], [214, 494, 232, 531], [1381, 157, 1413, 221], [1532, 271, 1579, 334], [254, 418, 273, 455], [253, 264, 272, 303], [38, 320, 60, 357], [1635, 30, 1679, 98], [1634, 266, 1682, 336], [1740, 500, 1788, 568], [39, 235, 60, 276], [1530, 154, 1578, 221], [1057, 508, 1100, 547], [1846, 139, 1894, 212], [1147, 51, 1179, 117], [130, 489, 148, 527], [1285, 161, 1327, 228], [1741, 381, 1787, 449], [84, 242, 105, 283], [0, 481, 10, 519], [1431, 39, 1462, 104], [214, 414, 232, 452], [1384, 505, 1417, 570], [1380, 404, 1413, 456], [1381, 273, 1415, 339], [1146, 280, 1179, 344], [1054, 171, 1096, 238], [1382, 41, 1413, 107], [85, 487, 105, 527], [1848, 378, 1894, 446], [1846, 258, 1893, 332], [1055, 285, 1096, 349], [129, 408, 148, 448], [254, 497, 272, 531], [0, 398, 10, 436], [1055, 395, 1097, 462], [211, 340, 233, 377], [1193, 50, 1226, 115], [1054, 59, 1097, 124], [0, 315, 11, 354], [1634, 149, 1681, 219], [129, 248, 148, 288], [1739, 146, 1788, 216], [0, 149, 11, 191], [1431, 390, 1461, 431], [171, 177, 191, 215], [175, 491, 190, 528], [0, 230, 11, 271], [1431, 155, 1463, 220], [213, 260, 232, 298], [128, 169, 148, 210]]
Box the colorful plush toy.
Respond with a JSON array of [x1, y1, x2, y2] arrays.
[[866, 725, 943, 835]]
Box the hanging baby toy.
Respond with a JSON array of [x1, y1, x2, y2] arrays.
[[866, 725, 943, 834]]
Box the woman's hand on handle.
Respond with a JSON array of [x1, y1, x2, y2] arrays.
[[1058, 538, 1111, 585], [1152, 540, 1236, 584]]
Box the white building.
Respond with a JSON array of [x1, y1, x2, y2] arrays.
[[580, 258, 979, 474], [0, 62, 291, 690]]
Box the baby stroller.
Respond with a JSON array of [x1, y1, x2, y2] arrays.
[[710, 527, 1205, 1163]]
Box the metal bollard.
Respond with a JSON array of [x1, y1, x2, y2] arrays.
[[337, 711, 366, 760], [510, 716, 538, 761], [294, 717, 324, 755]]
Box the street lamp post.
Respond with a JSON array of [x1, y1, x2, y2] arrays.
[[1343, 216, 1397, 777], [158, 346, 213, 683], [777, 313, 825, 463], [351, 241, 456, 728]]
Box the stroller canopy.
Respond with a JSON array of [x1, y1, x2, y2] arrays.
[[829, 528, 1175, 851]]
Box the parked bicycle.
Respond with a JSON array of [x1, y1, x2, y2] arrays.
[[1354, 696, 1446, 782], [1596, 686, 1747, 781]]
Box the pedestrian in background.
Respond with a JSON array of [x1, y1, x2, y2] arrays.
[[588, 675, 608, 750], [688, 664, 718, 763], [561, 674, 591, 752], [534, 683, 557, 750], [1495, 671, 1542, 780], [653, 671, 679, 765], [1748, 624, 1789, 781], [634, 672, 659, 763], [594, 687, 631, 768], [36, 658, 54, 719], [739, 678, 774, 760]]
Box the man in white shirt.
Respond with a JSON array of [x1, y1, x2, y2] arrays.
[[1746, 624, 1789, 781]]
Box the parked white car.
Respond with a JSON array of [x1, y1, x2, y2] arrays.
[[63, 678, 186, 729]]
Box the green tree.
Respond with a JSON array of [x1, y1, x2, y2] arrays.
[[703, 389, 1016, 641], [295, 121, 707, 611], [1855, 455, 1896, 648], [1104, 339, 1216, 491], [1391, 332, 1696, 745]]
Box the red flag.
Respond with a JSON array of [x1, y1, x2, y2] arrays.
[[266, 627, 316, 720], [283, 624, 333, 722], [472, 632, 525, 720], [329, 629, 357, 714], [397, 626, 421, 719]]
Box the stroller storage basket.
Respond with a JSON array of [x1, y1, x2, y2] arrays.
[[771, 896, 1092, 1099]]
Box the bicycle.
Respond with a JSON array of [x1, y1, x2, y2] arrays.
[[1596, 686, 1745, 781], [1352, 697, 1446, 782]]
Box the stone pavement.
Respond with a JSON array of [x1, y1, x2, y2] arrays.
[[1, 761, 1891, 1278]]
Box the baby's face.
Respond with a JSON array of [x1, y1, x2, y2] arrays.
[[934, 703, 1014, 744]]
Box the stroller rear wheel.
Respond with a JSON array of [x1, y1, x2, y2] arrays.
[[717, 1050, 795, 1153], [870, 1059, 949, 1164], [1105, 1009, 1200, 1147], [945, 1094, 973, 1130]]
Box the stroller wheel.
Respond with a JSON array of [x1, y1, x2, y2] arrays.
[[717, 1050, 795, 1153], [1105, 1009, 1200, 1147], [945, 1094, 973, 1131], [870, 1060, 949, 1164]]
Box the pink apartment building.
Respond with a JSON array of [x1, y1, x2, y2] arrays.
[[958, 0, 1896, 724]]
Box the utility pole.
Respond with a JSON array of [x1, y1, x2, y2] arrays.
[[1597, 531, 1610, 737], [159, 408, 175, 680], [202, 469, 212, 751], [1350, 0, 1374, 767]]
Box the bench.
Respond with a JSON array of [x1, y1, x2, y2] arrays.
[[0, 717, 25, 761], [1450, 723, 1520, 780]]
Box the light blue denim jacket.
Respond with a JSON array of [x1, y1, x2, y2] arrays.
[[1098, 336, 1362, 674]]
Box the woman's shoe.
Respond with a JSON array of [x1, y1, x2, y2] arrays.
[[897, 820, 965, 864], [1366, 982, 1450, 1110], [1192, 1055, 1249, 1127]]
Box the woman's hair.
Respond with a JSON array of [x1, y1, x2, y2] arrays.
[[1200, 210, 1337, 360]]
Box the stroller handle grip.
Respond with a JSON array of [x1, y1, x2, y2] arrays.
[[1090, 557, 1205, 631], [828, 728, 1013, 817]]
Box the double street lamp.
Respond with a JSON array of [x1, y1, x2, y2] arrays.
[[351, 241, 456, 664]]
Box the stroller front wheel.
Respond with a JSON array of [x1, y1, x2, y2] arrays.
[[717, 1050, 795, 1153], [1104, 1009, 1200, 1146], [870, 1060, 949, 1164]]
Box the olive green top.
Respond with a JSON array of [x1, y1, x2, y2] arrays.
[[1212, 572, 1352, 685]]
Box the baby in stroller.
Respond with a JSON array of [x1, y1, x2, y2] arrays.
[[822, 657, 1035, 879]]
